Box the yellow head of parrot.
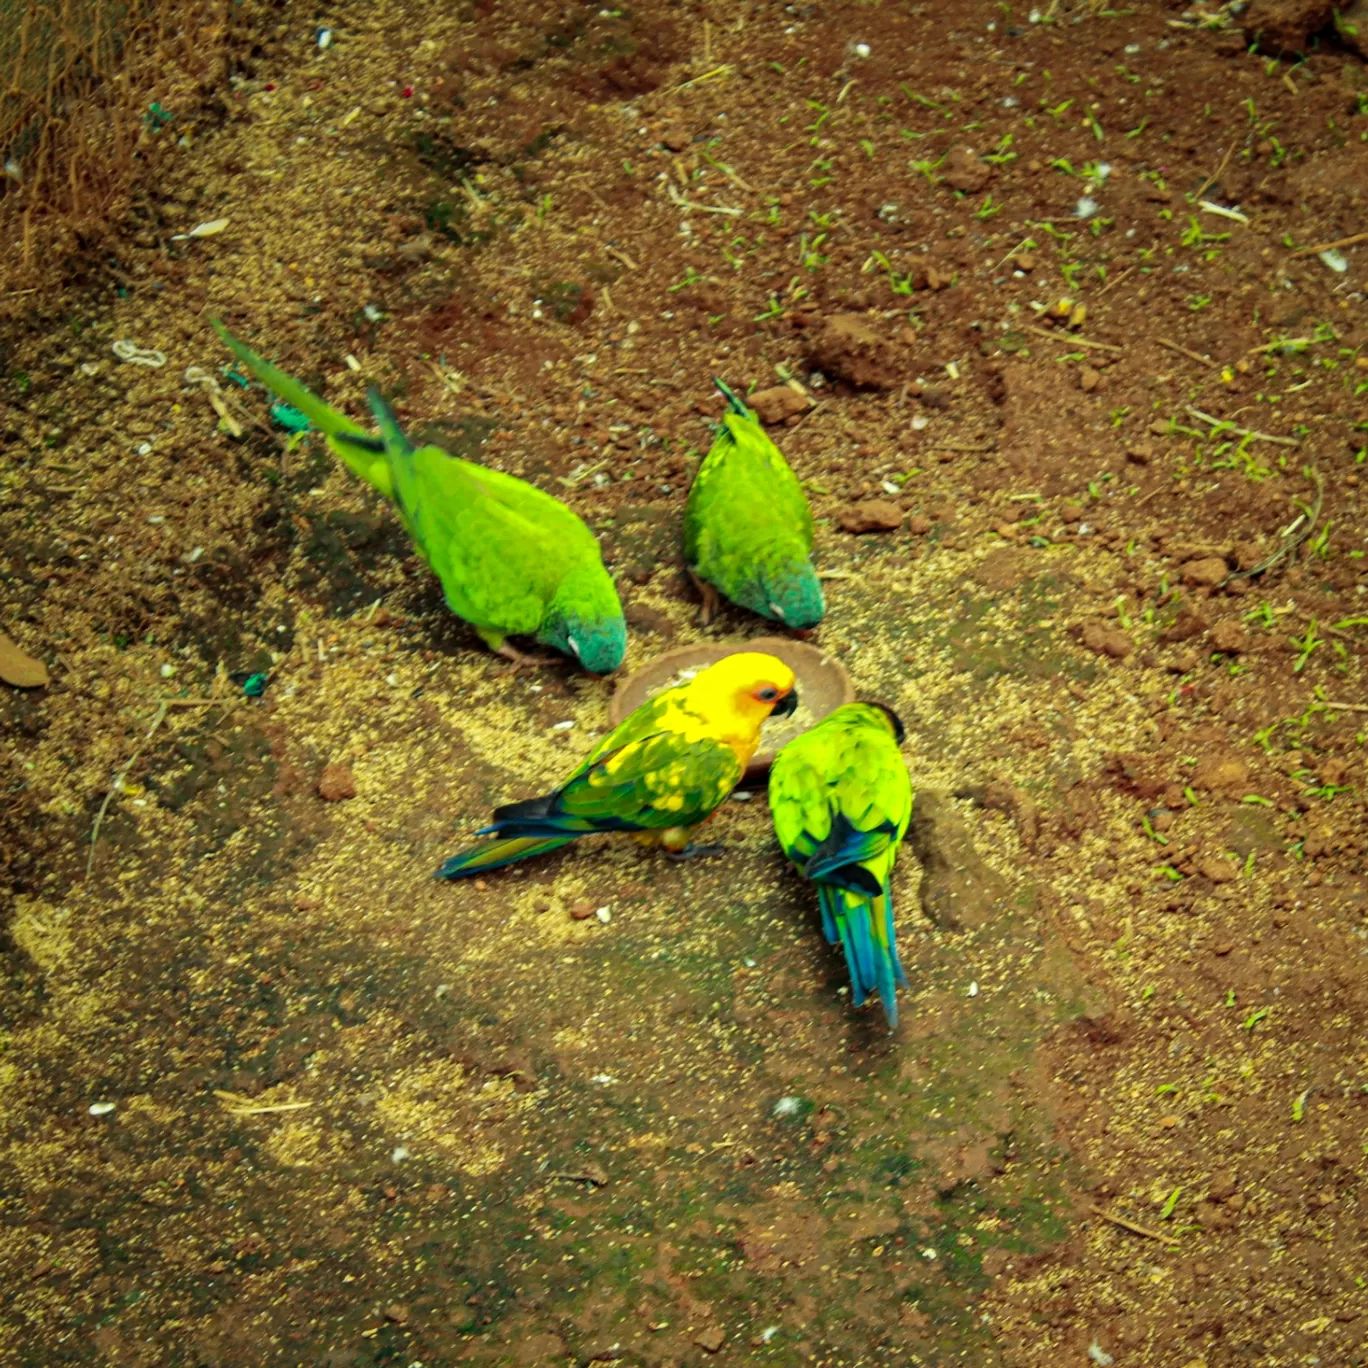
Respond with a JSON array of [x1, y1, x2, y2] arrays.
[[686, 651, 798, 733]]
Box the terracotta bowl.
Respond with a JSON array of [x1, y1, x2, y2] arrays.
[[608, 636, 855, 787]]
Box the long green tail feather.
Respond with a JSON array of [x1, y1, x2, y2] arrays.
[[434, 835, 576, 880], [209, 319, 395, 499], [712, 377, 756, 421]]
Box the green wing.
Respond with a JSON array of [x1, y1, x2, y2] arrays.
[[769, 704, 912, 881], [386, 443, 587, 639], [210, 320, 394, 498], [684, 411, 814, 574], [557, 729, 742, 831]]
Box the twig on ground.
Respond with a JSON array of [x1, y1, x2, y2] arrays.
[[1186, 406, 1300, 447], [1090, 1205, 1180, 1248], [1222, 466, 1323, 586], [1157, 338, 1215, 368], [1024, 324, 1123, 354], [1191, 144, 1233, 203], [1289, 231, 1368, 259], [86, 698, 222, 878], [1097, 265, 1136, 297]]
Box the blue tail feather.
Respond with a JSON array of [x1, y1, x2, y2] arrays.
[[816, 881, 902, 1028], [435, 834, 576, 880]]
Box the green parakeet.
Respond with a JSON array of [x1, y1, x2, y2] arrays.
[[210, 320, 626, 673], [768, 702, 913, 1027], [435, 651, 798, 879], [683, 378, 823, 630]]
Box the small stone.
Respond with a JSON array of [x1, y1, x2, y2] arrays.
[[1082, 623, 1133, 659], [1014, 252, 1037, 271], [808, 313, 898, 390], [907, 514, 933, 535], [317, 763, 356, 802], [1182, 556, 1229, 587], [1319, 757, 1350, 787], [694, 1327, 726, 1354], [942, 145, 991, 193], [837, 500, 903, 534], [748, 385, 809, 424], [1161, 607, 1209, 643], [660, 126, 690, 152], [1149, 418, 1171, 436], [1212, 940, 1235, 956], [1079, 367, 1101, 392], [569, 900, 595, 921], [1208, 620, 1248, 653], [1200, 856, 1238, 884], [1126, 444, 1153, 466], [1192, 752, 1249, 791], [1208, 1171, 1239, 1201], [384, 1304, 410, 1324]]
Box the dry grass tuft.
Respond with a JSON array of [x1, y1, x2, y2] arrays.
[[0, 0, 232, 291]]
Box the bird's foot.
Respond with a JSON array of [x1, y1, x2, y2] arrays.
[[494, 642, 560, 669], [664, 842, 726, 862], [687, 568, 721, 627]]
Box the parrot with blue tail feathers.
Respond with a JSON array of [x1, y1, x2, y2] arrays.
[[210, 319, 626, 673], [768, 701, 913, 1028], [683, 379, 824, 631]]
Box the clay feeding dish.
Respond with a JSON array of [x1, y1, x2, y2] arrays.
[[609, 636, 855, 787]]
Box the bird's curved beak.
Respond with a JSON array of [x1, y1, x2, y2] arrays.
[[772, 688, 799, 719]]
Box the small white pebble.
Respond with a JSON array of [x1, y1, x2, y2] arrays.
[[1088, 1342, 1115, 1367], [160, 663, 176, 678], [852, 41, 871, 58], [1318, 248, 1348, 273], [730, 790, 753, 802], [881, 480, 901, 495], [761, 1327, 779, 1344], [910, 414, 929, 431], [772, 1095, 803, 1118], [744, 957, 757, 968], [1076, 197, 1098, 219], [922, 1247, 939, 1260], [590, 1073, 618, 1085], [88, 1101, 116, 1116], [386, 672, 400, 687], [595, 906, 611, 924], [552, 720, 575, 732], [137, 442, 152, 456], [434, 983, 450, 997], [968, 981, 979, 997], [391, 1145, 411, 1162], [344, 354, 361, 372], [317, 26, 333, 48]]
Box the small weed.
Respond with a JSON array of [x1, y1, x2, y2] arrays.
[[1290, 620, 1322, 673]]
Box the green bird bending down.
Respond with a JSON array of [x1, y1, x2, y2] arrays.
[[683, 379, 824, 631], [210, 321, 626, 673], [768, 702, 913, 1028]]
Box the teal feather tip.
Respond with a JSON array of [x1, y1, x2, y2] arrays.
[[732, 560, 825, 631], [540, 614, 627, 674], [269, 399, 312, 433]]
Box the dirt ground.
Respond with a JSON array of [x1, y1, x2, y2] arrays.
[[3, 0, 1368, 1364]]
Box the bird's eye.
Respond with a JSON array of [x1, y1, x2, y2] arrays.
[[755, 686, 779, 702]]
